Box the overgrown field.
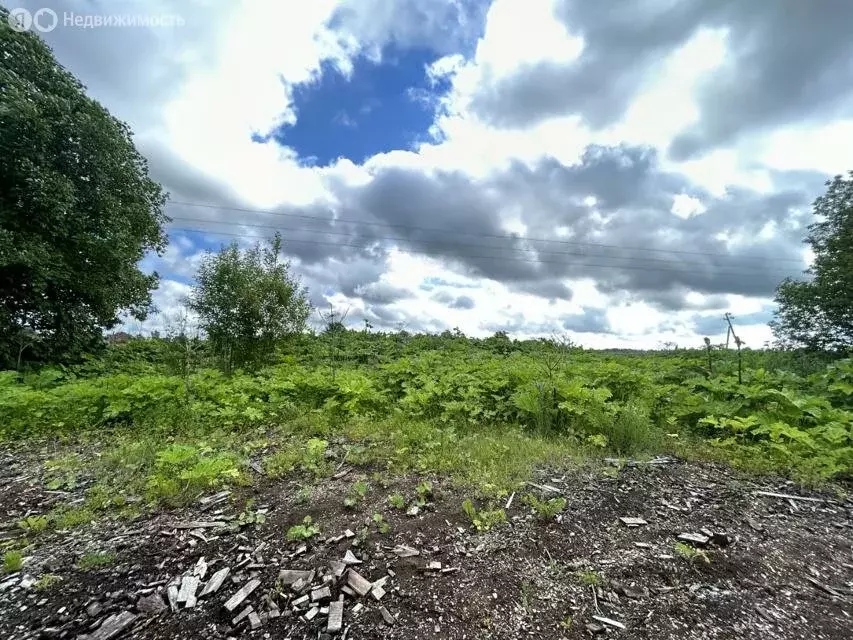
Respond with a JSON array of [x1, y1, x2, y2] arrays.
[[1, 332, 850, 530]]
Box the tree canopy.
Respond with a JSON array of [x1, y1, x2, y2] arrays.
[[0, 10, 168, 367], [188, 233, 311, 372], [772, 171, 853, 352]]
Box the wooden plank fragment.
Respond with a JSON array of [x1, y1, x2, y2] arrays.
[[177, 575, 200, 608], [346, 570, 372, 596], [327, 598, 344, 633], [311, 586, 332, 602], [171, 521, 227, 529], [593, 615, 626, 630], [199, 567, 230, 598], [379, 606, 396, 626], [619, 517, 648, 527], [166, 585, 179, 612], [84, 611, 137, 640], [232, 605, 253, 625], [223, 578, 261, 612], [754, 490, 825, 503], [278, 569, 314, 585]]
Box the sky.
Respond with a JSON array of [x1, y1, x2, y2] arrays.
[[12, 0, 853, 348]]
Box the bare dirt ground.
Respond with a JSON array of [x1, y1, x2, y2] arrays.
[[1, 450, 851, 640]]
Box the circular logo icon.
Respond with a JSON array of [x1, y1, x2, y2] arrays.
[[33, 7, 58, 32], [7, 7, 32, 32]]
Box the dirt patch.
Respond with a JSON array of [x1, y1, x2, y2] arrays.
[[1, 458, 851, 640]]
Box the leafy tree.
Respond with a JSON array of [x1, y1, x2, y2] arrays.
[[0, 12, 168, 367], [188, 233, 310, 372], [771, 172, 853, 352]]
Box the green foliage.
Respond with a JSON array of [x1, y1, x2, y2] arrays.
[[286, 516, 320, 541], [0, 11, 168, 367], [673, 542, 710, 564], [344, 479, 370, 508], [523, 493, 567, 521], [461, 498, 507, 532], [1, 331, 850, 484], [574, 570, 604, 586], [605, 400, 657, 455], [77, 552, 115, 570], [3, 550, 22, 573], [33, 573, 62, 591], [188, 233, 310, 373], [772, 172, 853, 352], [388, 493, 406, 509], [18, 515, 49, 533], [372, 512, 390, 534], [146, 444, 242, 505], [265, 437, 331, 479], [415, 480, 433, 504]]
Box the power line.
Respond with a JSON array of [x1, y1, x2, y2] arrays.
[[167, 200, 806, 265], [167, 214, 798, 276], [167, 225, 800, 283]]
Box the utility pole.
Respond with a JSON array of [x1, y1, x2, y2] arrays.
[[724, 313, 744, 384]]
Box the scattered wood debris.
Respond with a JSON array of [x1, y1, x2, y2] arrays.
[[592, 615, 627, 630], [328, 597, 344, 633], [754, 491, 826, 503], [223, 578, 261, 612], [619, 516, 648, 527], [677, 532, 710, 546]]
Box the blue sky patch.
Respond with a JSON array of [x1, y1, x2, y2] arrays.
[[260, 45, 451, 166]]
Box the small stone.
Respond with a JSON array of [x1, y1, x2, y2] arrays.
[[406, 505, 420, 517], [392, 545, 419, 558], [136, 593, 167, 615], [710, 532, 732, 547], [86, 602, 103, 618], [427, 561, 442, 571], [343, 550, 362, 565], [305, 606, 320, 621], [371, 585, 386, 601], [329, 561, 346, 577], [344, 529, 355, 538]]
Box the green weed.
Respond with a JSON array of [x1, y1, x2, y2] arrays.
[[523, 494, 567, 521], [286, 516, 320, 541], [33, 574, 62, 591], [3, 551, 23, 573], [462, 499, 506, 532], [674, 542, 710, 564], [372, 512, 390, 534], [388, 493, 406, 509], [574, 569, 604, 587], [77, 552, 116, 570]]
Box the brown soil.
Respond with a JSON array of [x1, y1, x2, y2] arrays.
[[1, 454, 851, 640]]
